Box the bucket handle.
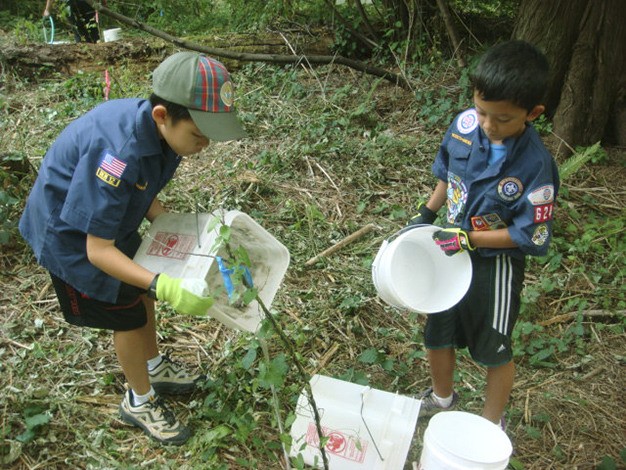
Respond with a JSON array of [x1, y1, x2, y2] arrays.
[[43, 16, 55, 44], [360, 387, 385, 461], [385, 223, 433, 244]]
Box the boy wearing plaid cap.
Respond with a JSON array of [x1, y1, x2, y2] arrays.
[[20, 52, 246, 445]]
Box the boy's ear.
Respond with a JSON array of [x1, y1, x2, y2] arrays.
[[526, 105, 545, 122], [152, 104, 168, 125]]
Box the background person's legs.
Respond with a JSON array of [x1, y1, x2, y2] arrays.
[[68, 0, 99, 42]]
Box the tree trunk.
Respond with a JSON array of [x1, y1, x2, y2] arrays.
[[513, 0, 626, 155]]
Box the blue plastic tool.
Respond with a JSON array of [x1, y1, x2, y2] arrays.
[[215, 256, 254, 300]]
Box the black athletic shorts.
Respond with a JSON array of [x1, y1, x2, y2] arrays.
[[424, 253, 526, 367], [50, 274, 147, 331]]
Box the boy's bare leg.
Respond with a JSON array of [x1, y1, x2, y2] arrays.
[[483, 360, 515, 423], [427, 347, 456, 397], [113, 297, 159, 395]]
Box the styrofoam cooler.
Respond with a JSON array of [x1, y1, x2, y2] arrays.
[[290, 374, 421, 469], [133, 209, 290, 332]]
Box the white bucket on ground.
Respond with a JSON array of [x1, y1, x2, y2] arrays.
[[372, 225, 472, 313], [132, 209, 290, 332], [289, 374, 421, 469], [419, 411, 512, 470], [103, 28, 122, 42]]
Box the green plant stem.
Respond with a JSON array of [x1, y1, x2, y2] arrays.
[[256, 295, 330, 470]]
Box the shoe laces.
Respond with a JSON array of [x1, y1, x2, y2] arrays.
[[160, 354, 182, 369], [147, 396, 177, 425]]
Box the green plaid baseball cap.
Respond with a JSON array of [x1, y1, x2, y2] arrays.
[[152, 51, 246, 141]]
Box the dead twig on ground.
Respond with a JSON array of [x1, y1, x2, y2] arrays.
[[305, 223, 378, 266], [539, 309, 625, 326]]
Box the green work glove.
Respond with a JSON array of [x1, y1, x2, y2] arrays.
[[155, 273, 214, 316], [432, 228, 475, 256], [408, 202, 437, 226]]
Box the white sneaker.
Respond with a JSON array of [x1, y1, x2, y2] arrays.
[[149, 355, 205, 394], [418, 387, 459, 418], [119, 389, 190, 445]]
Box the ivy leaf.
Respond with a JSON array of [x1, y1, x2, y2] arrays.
[[358, 348, 380, 364], [25, 413, 50, 429], [258, 354, 288, 389], [242, 287, 258, 305], [242, 347, 257, 370]]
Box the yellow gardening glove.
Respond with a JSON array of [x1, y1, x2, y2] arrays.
[[155, 273, 214, 316]]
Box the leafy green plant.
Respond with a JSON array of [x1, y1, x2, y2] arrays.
[[15, 406, 51, 444], [0, 153, 31, 246], [559, 142, 605, 180]]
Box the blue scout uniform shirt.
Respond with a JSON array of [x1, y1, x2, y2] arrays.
[[19, 98, 182, 303], [432, 108, 560, 259]]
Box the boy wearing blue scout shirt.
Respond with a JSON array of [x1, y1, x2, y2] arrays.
[[409, 41, 559, 427], [19, 52, 246, 445]]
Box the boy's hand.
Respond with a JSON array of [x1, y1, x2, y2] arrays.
[[155, 273, 214, 315], [432, 228, 474, 256], [408, 202, 437, 226]]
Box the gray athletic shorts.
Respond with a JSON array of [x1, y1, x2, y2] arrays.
[[424, 253, 526, 367]]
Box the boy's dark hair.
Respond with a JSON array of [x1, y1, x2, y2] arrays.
[[149, 93, 192, 124], [470, 40, 549, 112]]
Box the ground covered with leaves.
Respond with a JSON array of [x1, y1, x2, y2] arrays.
[[1, 32, 625, 469]]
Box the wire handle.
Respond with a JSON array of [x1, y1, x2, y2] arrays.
[[43, 16, 55, 44], [385, 223, 433, 244]]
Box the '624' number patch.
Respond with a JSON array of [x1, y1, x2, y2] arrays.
[[534, 203, 554, 223]]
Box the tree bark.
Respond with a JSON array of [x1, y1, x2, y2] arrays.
[[552, 0, 626, 149], [513, 0, 626, 154], [512, 0, 588, 117], [435, 0, 466, 67]]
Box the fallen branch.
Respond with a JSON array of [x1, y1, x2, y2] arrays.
[[305, 224, 378, 266], [539, 309, 625, 326], [85, 0, 412, 89]]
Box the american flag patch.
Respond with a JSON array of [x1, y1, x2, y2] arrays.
[[99, 153, 126, 178]]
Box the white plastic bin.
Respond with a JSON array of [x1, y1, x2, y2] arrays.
[[133, 209, 290, 332], [103, 28, 122, 42], [290, 374, 421, 469]]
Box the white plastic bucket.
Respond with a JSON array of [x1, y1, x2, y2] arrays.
[[371, 225, 472, 313], [132, 209, 290, 332], [103, 28, 122, 42], [419, 411, 512, 470], [289, 374, 421, 469]]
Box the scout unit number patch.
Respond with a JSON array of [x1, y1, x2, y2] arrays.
[[533, 204, 554, 223]]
